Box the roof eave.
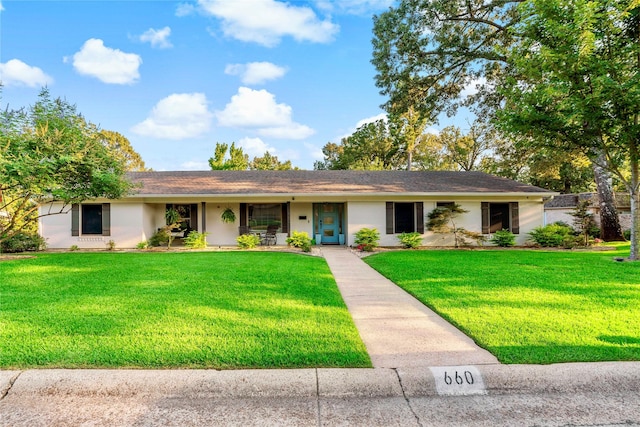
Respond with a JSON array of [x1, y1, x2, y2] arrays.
[[125, 191, 558, 199]]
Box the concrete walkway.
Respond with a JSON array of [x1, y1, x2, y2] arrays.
[[321, 247, 499, 368]]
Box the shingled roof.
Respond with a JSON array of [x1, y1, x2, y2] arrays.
[[127, 170, 553, 197]]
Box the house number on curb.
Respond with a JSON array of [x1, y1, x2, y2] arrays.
[[429, 366, 487, 396]]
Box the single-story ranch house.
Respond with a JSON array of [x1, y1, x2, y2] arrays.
[[39, 170, 557, 249]]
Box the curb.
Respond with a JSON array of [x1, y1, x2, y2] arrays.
[[2, 362, 639, 400]]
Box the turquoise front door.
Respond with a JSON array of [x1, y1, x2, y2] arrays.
[[315, 203, 341, 244]]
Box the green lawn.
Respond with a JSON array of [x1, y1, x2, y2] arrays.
[[0, 252, 371, 369], [364, 243, 640, 364]]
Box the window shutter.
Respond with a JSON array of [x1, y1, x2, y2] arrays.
[[481, 202, 490, 234], [510, 202, 520, 234], [102, 203, 111, 236], [240, 203, 247, 227], [71, 204, 79, 236], [386, 202, 394, 234], [281, 203, 289, 234], [416, 202, 424, 234]]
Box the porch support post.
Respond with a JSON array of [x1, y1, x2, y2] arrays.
[[201, 202, 206, 232]]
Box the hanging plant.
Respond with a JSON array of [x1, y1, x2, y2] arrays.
[[221, 207, 236, 224]]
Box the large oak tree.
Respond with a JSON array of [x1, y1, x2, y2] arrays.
[[372, 0, 625, 241]]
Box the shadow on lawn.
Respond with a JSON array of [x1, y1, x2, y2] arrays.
[[598, 335, 640, 346], [491, 343, 640, 365]]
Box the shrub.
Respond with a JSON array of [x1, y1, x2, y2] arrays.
[[70, 245, 79, 251], [426, 204, 472, 248], [136, 241, 149, 249], [624, 229, 631, 241], [354, 228, 380, 252], [286, 231, 312, 252], [528, 223, 575, 247], [106, 240, 116, 251], [148, 229, 170, 247], [398, 232, 422, 249], [237, 233, 261, 249], [0, 232, 46, 253], [183, 231, 209, 249], [491, 229, 516, 247]]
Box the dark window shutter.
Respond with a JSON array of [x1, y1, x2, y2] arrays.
[[386, 202, 394, 234], [281, 203, 289, 234], [102, 203, 111, 236], [71, 204, 79, 236], [510, 202, 520, 234], [416, 202, 424, 234], [240, 203, 247, 227], [481, 202, 490, 234]]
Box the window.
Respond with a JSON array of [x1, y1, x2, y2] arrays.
[[166, 204, 197, 231], [71, 203, 110, 236], [481, 202, 519, 234], [394, 203, 415, 233], [82, 205, 103, 235], [386, 202, 424, 234], [249, 203, 281, 231], [436, 202, 455, 209]]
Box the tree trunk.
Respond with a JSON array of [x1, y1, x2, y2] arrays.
[[630, 188, 639, 260], [590, 150, 625, 241]]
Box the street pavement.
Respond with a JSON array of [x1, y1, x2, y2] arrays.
[[1, 247, 639, 426]]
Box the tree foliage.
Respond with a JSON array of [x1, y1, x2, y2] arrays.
[[371, 0, 626, 243], [208, 142, 250, 170], [98, 130, 148, 172], [0, 89, 132, 243], [315, 119, 400, 170], [209, 142, 296, 171], [250, 151, 295, 170], [497, 0, 639, 258]]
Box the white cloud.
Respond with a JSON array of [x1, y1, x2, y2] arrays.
[[304, 142, 324, 161], [224, 62, 287, 85], [216, 87, 315, 140], [180, 160, 210, 170], [176, 2, 196, 16], [460, 77, 487, 98], [138, 27, 173, 49], [69, 38, 142, 84], [315, 0, 394, 15], [0, 59, 53, 87], [425, 126, 440, 135], [0, 1, 4, 11], [336, 113, 387, 141], [198, 0, 339, 47], [237, 137, 275, 158], [354, 113, 387, 129], [131, 93, 213, 139]]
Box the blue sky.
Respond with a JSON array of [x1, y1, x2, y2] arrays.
[[1, 0, 464, 170]]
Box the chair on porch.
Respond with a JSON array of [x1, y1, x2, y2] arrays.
[[261, 225, 278, 246]]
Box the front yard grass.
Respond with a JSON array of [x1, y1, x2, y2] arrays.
[[0, 252, 371, 369], [364, 243, 640, 364]]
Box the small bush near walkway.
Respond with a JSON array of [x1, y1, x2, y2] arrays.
[[398, 232, 422, 249], [354, 228, 380, 252]]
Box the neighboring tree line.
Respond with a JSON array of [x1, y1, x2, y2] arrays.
[[363, 0, 638, 259], [0, 89, 146, 247], [208, 142, 296, 171], [314, 117, 595, 195]]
